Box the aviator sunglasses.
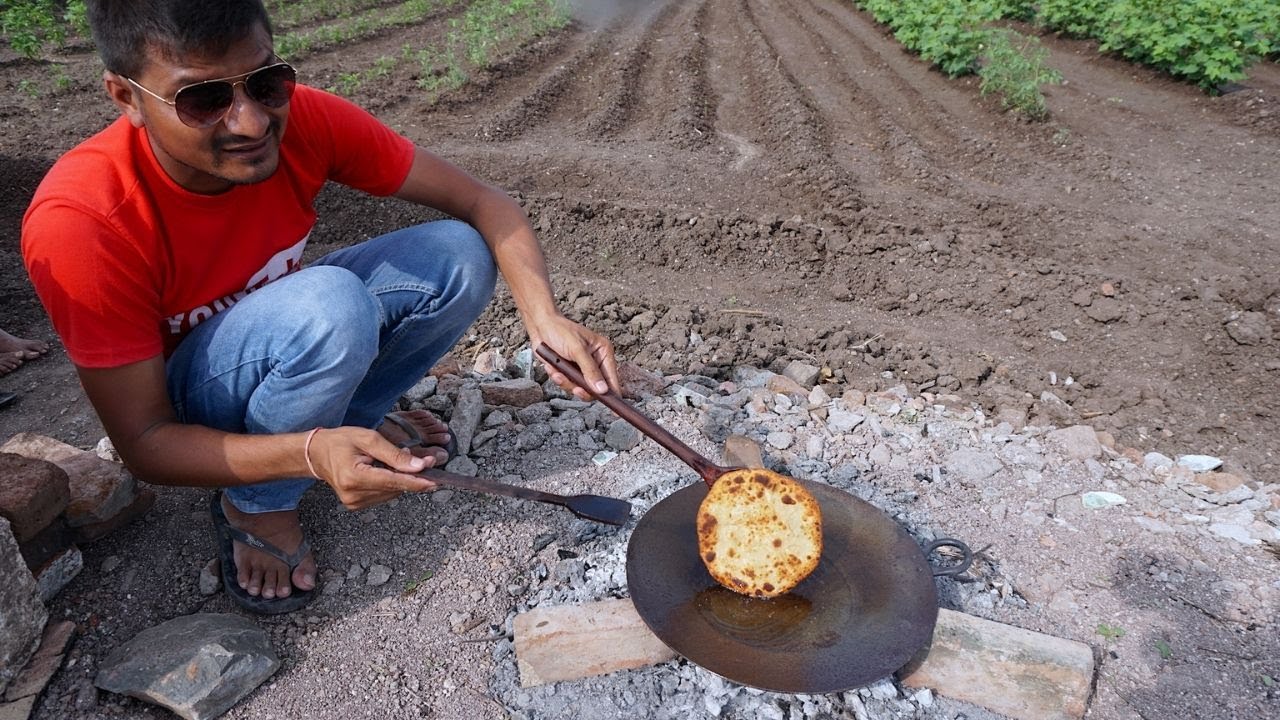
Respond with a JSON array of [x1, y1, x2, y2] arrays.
[[125, 60, 297, 129]]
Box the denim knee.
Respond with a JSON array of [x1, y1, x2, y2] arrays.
[[277, 266, 381, 374]]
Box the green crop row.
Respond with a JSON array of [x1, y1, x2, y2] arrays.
[[855, 0, 1279, 102], [1036, 0, 1279, 90], [855, 0, 1062, 119], [1, 0, 86, 59], [858, 0, 1010, 77]]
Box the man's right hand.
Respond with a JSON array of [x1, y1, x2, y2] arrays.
[[300, 426, 440, 510]]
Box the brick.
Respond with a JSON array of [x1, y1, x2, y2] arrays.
[[0, 454, 70, 543], [899, 609, 1095, 720], [479, 378, 544, 408], [513, 598, 676, 687], [0, 434, 137, 528]]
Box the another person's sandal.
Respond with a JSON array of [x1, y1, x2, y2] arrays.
[[210, 491, 315, 615]]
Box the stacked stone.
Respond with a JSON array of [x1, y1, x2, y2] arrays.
[[0, 433, 155, 708]]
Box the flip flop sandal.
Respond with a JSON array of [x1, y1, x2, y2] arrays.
[[382, 411, 458, 459], [0, 392, 15, 410], [210, 491, 316, 615]]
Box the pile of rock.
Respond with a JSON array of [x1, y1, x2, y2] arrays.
[[0, 433, 154, 717]]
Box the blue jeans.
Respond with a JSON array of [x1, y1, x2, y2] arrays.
[[166, 220, 496, 513]]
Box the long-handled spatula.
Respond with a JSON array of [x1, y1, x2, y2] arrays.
[[413, 467, 632, 526]]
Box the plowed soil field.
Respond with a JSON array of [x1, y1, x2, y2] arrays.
[[2, 0, 1278, 477]]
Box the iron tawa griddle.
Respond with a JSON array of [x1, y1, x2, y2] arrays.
[[626, 478, 938, 694]]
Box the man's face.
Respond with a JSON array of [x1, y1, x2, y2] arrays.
[[123, 23, 289, 194]]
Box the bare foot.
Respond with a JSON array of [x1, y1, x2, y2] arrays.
[[0, 329, 48, 360], [221, 494, 317, 600], [378, 409, 454, 465], [0, 353, 21, 376]]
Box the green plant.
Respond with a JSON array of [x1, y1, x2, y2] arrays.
[[1155, 639, 1173, 660], [978, 29, 1062, 120], [2, 0, 67, 59], [403, 571, 433, 594], [1096, 623, 1126, 641], [334, 70, 362, 95]]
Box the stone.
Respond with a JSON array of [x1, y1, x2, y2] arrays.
[[1081, 491, 1126, 509], [0, 434, 137, 529], [402, 375, 438, 404], [1084, 297, 1124, 323], [16, 518, 72, 573], [1045, 426, 1102, 461], [1143, 452, 1174, 470], [366, 565, 393, 586], [899, 609, 1094, 720], [1224, 311, 1272, 345], [617, 362, 668, 398], [0, 517, 46, 696], [722, 435, 764, 469], [604, 420, 642, 452], [513, 598, 676, 687], [1177, 454, 1223, 473], [0, 454, 71, 544], [480, 378, 543, 408], [450, 388, 484, 456], [3, 620, 75, 703], [766, 432, 794, 450], [95, 613, 280, 720], [473, 349, 506, 375], [72, 487, 156, 544], [1194, 472, 1244, 494], [781, 360, 820, 388], [199, 559, 221, 596], [33, 546, 81, 603], [0, 696, 34, 720], [945, 450, 1003, 483], [765, 374, 808, 397], [826, 408, 865, 434], [94, 436, 120, 463]]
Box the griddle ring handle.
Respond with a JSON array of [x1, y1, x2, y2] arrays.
[[924, 538, 974, 580]]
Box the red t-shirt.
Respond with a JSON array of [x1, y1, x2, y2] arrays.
[[22, 85, 415, 368]]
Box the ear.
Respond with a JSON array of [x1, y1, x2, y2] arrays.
[[103, 70, 146, 128]]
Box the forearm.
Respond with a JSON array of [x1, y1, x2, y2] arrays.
[[468, 190, 562, 330], [116, 420, 314, 488]]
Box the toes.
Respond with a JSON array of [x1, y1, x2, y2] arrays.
[[294, 557, 317, 591], [246, 565, 265, 597]]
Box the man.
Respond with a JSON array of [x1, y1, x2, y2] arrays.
[[21, 1, 620, 614]]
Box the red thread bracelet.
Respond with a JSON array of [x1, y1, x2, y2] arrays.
[[303, 427, 323, 480]]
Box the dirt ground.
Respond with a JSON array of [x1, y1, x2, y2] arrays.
[[1, 1, 1278, 719]]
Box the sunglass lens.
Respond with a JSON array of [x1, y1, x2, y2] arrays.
[[246, 64, 296, 108], [174, 83, 234, 127]]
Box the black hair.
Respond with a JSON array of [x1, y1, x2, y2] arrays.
[[86, 1, 274, 77]]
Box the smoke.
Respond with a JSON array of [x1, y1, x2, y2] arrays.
[[563, 0, 648, 29]]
